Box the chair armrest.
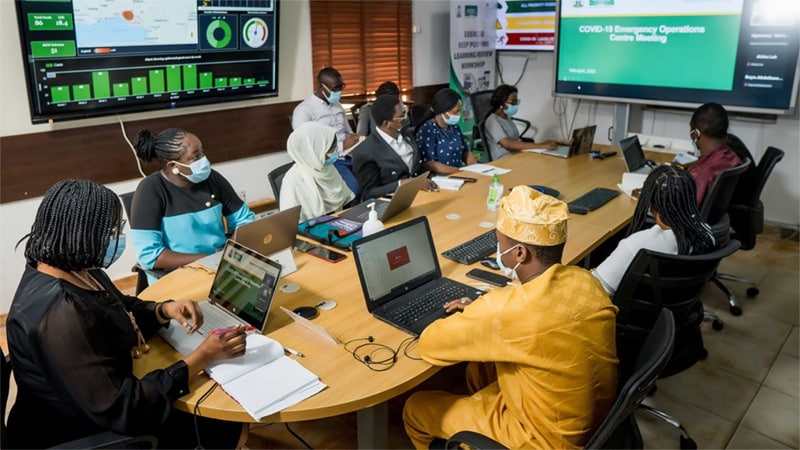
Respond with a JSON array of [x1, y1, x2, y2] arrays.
[[446, 431, 507, 449], [511, 117, 532, 137], [55, 431, 157, 449]]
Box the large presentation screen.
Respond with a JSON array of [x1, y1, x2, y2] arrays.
[[553, 0, 800, 114], [16, 0, 279, 124]]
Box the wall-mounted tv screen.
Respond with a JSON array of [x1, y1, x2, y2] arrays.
[[496, 1, 556, 51], [16, 0, 279, 124], [553, 0, 800, 114]]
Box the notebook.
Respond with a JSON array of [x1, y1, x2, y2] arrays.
[[527, 125, 597, 158], [338, 172, 430, 223], [158, 240, 282, 356], [352, 216, 484, 336], [620, 135, 654, 175], [196, 206, 301, 271]]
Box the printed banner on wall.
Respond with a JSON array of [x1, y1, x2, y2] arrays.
[[450, 0, 496, 134]]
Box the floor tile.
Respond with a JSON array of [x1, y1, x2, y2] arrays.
[[717, 259, 769, 284], [764, 353, 799, 399], [741, 387, 800, 448], [655, 363, 760, 422], [733, 287, 800, 327], [759, 270, 800, 297], [783, 327, 799, 357], [705, 307, 792, 350], [637, 392, 736, 449], [727, 426, 793, 449], [702, 326, 781, 382]]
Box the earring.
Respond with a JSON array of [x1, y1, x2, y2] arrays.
[[172, 167, 180, 175]]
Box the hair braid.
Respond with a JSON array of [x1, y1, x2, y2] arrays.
[[20, 180, 122, 271], [628, 165, 716, 255], [134, 127, 188, 164]]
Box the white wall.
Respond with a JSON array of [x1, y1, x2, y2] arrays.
[[412, 0, 450, 86]]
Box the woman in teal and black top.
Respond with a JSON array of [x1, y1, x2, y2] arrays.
[[130, 128, 253, 283]]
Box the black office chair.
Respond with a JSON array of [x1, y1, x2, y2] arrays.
[[119, 192, 168, 295], [697, 159, 751, 316], [444, 309, 677, 450], [1, 350, 157, 449], [468, 90, 532, 158], [716, 147, 784, 298], [408, 104, 432, 135], [613, 241, 740, 449], [268, 161, 295, 209]]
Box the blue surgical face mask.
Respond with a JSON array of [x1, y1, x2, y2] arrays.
[[443, 112, 461, 126], [689, 128, 701, 155], [103, 234, 126, 268], [174, 156, 211, 183], [505, 104, 519, 117], [324, 150, 340, 166], [322, 84, 342, 104], [495, 242, 521, 281]]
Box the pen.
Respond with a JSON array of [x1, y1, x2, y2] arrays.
[[211, 325, 257, 335], [284, 346, 305, 358], [481, 168, 493, 174]]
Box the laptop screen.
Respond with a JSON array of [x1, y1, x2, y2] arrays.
[[620, 135, 646, 171], [210, 241, 282, 330], [353, 218, 439, 307]]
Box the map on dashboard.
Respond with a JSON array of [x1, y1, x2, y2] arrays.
[[72, 0, 198, 48]]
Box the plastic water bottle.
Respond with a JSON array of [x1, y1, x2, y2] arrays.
[[361, 203, 385, 237], [486, 174, 504, 211]]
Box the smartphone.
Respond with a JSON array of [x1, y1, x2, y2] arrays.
[[448, 175, 477, 183], [307, 245, 347, 263], [294, 239, 316, 252], [466, 268, 510, 287]]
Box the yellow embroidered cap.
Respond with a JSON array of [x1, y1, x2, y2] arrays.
[[496, 185, 568, 246]]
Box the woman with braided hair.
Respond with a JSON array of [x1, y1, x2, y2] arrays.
[[7, 179, 245, 449], [592, 165, 717, 295], [130, 128, 254, 283]]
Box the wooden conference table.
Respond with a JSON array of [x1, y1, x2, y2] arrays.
[[134, 147, 668, 448]]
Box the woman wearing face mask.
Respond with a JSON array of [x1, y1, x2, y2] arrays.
[[280, 122, 356, 222], [7, 179, 246, 449], [415, 88, 477, 175], [130, 128, 254, 280], [483, 84, 558, 161]]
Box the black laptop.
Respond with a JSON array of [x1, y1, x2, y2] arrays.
[[352, 216, 485, 336], [620, 135, 655, 175]]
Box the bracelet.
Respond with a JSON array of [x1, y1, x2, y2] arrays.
[[156, 300, 174, 323]]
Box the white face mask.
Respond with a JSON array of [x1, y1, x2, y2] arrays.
[[495, 242, 521, 281]]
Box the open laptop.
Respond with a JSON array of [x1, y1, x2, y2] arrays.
[[159, 240, 282, 356], [620, 135, 655, 175], [196, 206, 301, 271], [338, 171, 430, 223], [527, 125, 596, 158], [352, 216, 484, 336]]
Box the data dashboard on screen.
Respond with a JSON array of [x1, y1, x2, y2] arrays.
[[16, 0, 279, 124], [496, 1, 556, 51], [553, 0, 800, 114]]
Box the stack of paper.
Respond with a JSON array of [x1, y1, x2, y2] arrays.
[[431, 176, 465, 191], [617, 172, 648, 198], [206, 334, 326, 420]]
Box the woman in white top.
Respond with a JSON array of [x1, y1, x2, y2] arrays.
[[280, 122, 355, 222], [593, 165, 717, 295]]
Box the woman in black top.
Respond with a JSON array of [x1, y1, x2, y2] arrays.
[[7, 179, 245, 449]]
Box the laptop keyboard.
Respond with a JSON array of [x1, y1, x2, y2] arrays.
[[567, 188, 620, 214], [387, 282, 477, 327], [198, 302, 239, 335], [442, 229, 497, 265]]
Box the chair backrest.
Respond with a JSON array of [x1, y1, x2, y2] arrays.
[[746, 147, 784, 207], [268, 162, 294, 209], [408, 104, 432, 134], [584, 309, 676, 449], [1, 350, 10, 448], [119, 192, 134, 220], [613, 240, 740, 377], [477, 118, 492, 162], [469, 90, 494, 124], [699, 158, 750, 225]]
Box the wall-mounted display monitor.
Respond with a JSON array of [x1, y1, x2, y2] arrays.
[[553, 0, 800, 114], [16, 0, 279, 124], [496, 1, 555, 51]]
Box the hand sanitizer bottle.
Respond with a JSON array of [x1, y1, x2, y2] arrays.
[[361, 203, 384, 236], [486, 174, 504, 211]]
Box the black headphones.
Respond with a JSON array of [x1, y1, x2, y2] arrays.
[[343, 336, 420, 372]]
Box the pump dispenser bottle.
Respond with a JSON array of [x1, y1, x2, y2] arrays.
[[361, 203, 384, 236]]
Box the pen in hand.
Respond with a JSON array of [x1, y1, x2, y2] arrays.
[[284, 346, 305, 358], [210, 325, 257, 335]]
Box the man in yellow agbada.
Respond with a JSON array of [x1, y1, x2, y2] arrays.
[[403, 186, 619, 449]]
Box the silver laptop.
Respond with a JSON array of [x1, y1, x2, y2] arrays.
[[531, 125, 596, 158], [158, 240, 282, 355], [352, 216, 484, 336], [338, 171, 430, 223], [196, 206, 301, 271], [620, 135, 654, 175]]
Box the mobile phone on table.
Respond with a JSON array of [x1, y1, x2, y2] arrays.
[[448, 175, 477, 183], [294, 239, 317, 252], [306, 245, 347, 263], [466, 268, 510, 287]]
